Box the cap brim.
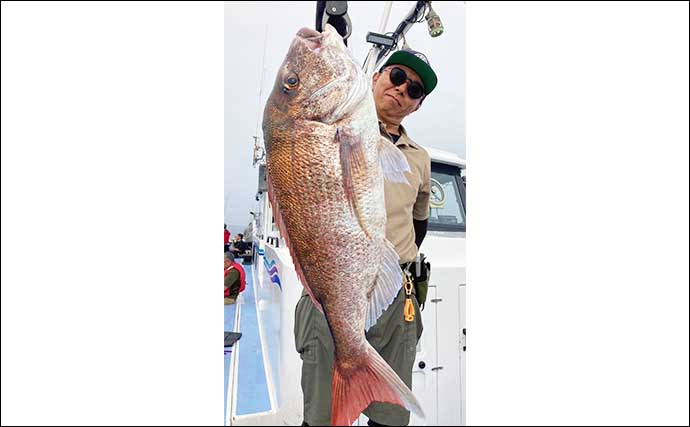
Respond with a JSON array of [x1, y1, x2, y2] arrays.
[[386, 51, 438, 95]]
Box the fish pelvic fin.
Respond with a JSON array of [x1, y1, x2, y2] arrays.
[[365, 239, 403, 331], [331, 344, 425, 426], [378, 136, 411, 185], [338, 126, 372, 240]]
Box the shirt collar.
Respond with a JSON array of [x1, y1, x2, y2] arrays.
[[379, 123, 419, 150]]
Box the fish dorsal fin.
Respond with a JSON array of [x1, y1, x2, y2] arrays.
[[266, 173, 324, 313], [365, 239, 403, 331], [378, 137, 411, 184], [337, 126, 372, 239]]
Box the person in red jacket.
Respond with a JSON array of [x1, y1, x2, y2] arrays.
[[224, 252, 246, 305], [224, 224, 231, 253]]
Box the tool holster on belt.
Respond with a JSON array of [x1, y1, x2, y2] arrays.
[[415, 253, 431, 310]]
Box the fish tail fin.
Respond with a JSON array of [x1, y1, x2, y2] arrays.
[[331, 346, 424, 426]]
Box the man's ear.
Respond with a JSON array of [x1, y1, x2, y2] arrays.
[[372, 71, 380, 87]]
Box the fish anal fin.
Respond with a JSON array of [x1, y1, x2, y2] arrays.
[[365, 239, 403, 331]]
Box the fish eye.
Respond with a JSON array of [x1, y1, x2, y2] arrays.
[[283, 73, 299, 92]]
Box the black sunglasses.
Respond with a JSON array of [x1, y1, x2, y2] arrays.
[[387, 67, 425, 100]]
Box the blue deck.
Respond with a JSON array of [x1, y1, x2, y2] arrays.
[[224, 262, 271, 425], [235, 262, 271, 415]]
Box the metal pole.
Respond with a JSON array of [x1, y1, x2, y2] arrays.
[[364, 1, 393, 77], [377, 1, 393, 33]]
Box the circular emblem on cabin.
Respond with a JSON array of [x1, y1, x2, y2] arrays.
[[429, 178, 445, 208]]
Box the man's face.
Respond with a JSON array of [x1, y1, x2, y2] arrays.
[[372, 64, 424, 124], [225, 259, 231, 268]]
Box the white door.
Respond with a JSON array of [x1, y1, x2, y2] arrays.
[[434, 280, 464, 426], [410, 285, 438, 426]]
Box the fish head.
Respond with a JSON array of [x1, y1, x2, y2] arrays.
[[265, 24, 369, 125]]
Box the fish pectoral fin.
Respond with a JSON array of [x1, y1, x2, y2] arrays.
[[365, 239, 403, 331], [337, 126, 371, 239], [378, 137, 411, 185]]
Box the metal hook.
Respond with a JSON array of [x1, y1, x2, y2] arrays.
[[320, 1, 352, 44]]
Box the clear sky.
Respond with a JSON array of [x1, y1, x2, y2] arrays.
[[224, 1, 466, 230]]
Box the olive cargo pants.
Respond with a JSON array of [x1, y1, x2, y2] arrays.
[[294, 285, 423, 426]]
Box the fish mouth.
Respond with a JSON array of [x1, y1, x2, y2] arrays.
[[296, 27, 323, 51]]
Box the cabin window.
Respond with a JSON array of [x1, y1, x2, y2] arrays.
[[427, 163, 466, 232]]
